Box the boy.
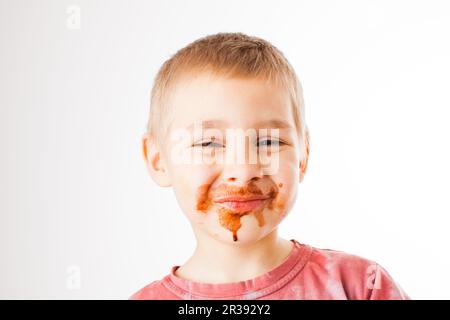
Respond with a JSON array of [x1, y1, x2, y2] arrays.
[[131, 33, 409, 300]]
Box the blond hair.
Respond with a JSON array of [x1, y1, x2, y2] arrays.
[[147, 32, 309, 151]]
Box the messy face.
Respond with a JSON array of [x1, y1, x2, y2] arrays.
[[162, 73, 304, 245]]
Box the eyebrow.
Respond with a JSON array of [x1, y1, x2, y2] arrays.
[[252, 119, 294, 129], [183, 119, 294, 131], [183, 119, 228, 131]]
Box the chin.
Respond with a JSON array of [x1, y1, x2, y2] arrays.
[[207, 218, 276, 245]]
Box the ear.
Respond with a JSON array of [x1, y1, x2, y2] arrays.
[[142, 133, 172, 187], [299, 133, 310, 183]]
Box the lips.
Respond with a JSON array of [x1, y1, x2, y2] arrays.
[[213, 196, 271, 214]]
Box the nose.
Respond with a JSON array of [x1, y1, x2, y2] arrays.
[[221, 163, 264, 184], [220, 131, 265, 184]]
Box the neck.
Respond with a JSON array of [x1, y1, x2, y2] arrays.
[[175, 229, 294, 283]]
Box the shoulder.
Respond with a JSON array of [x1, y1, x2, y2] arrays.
[[304, 245, 409, 300], [129, 276, 178, 300], [308, 246, 377, 273]]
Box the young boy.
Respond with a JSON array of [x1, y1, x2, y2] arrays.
[[131, 33, 409, 300]]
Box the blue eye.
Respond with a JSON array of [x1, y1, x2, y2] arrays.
[[257, 139, 283, 147]]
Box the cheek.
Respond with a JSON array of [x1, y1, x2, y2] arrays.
[[171, 164, 220, 215], [270, 161, 299, 217], [269, 191, 293, 220]]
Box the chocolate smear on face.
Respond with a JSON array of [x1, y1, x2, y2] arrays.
[[217, 207, 242, 242], [196, 183, 212, 211], [196, 180, 281, 242]]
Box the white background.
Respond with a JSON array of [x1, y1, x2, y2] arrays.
[[1, 0, 449, 299]]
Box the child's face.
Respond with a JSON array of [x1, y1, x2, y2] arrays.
[[147, 73, 307, 245]]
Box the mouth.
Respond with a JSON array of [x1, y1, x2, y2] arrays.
[[213, 196, 271, 214]]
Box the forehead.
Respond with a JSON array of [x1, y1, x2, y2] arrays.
[[166, 73, 296, 131]]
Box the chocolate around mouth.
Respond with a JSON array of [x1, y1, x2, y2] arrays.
[[196, 180, 280, 242]]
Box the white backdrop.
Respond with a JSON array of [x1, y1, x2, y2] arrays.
[[1, 0, 449, 299]]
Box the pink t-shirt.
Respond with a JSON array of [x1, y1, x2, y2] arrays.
[[131, 239, 409, 300]]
